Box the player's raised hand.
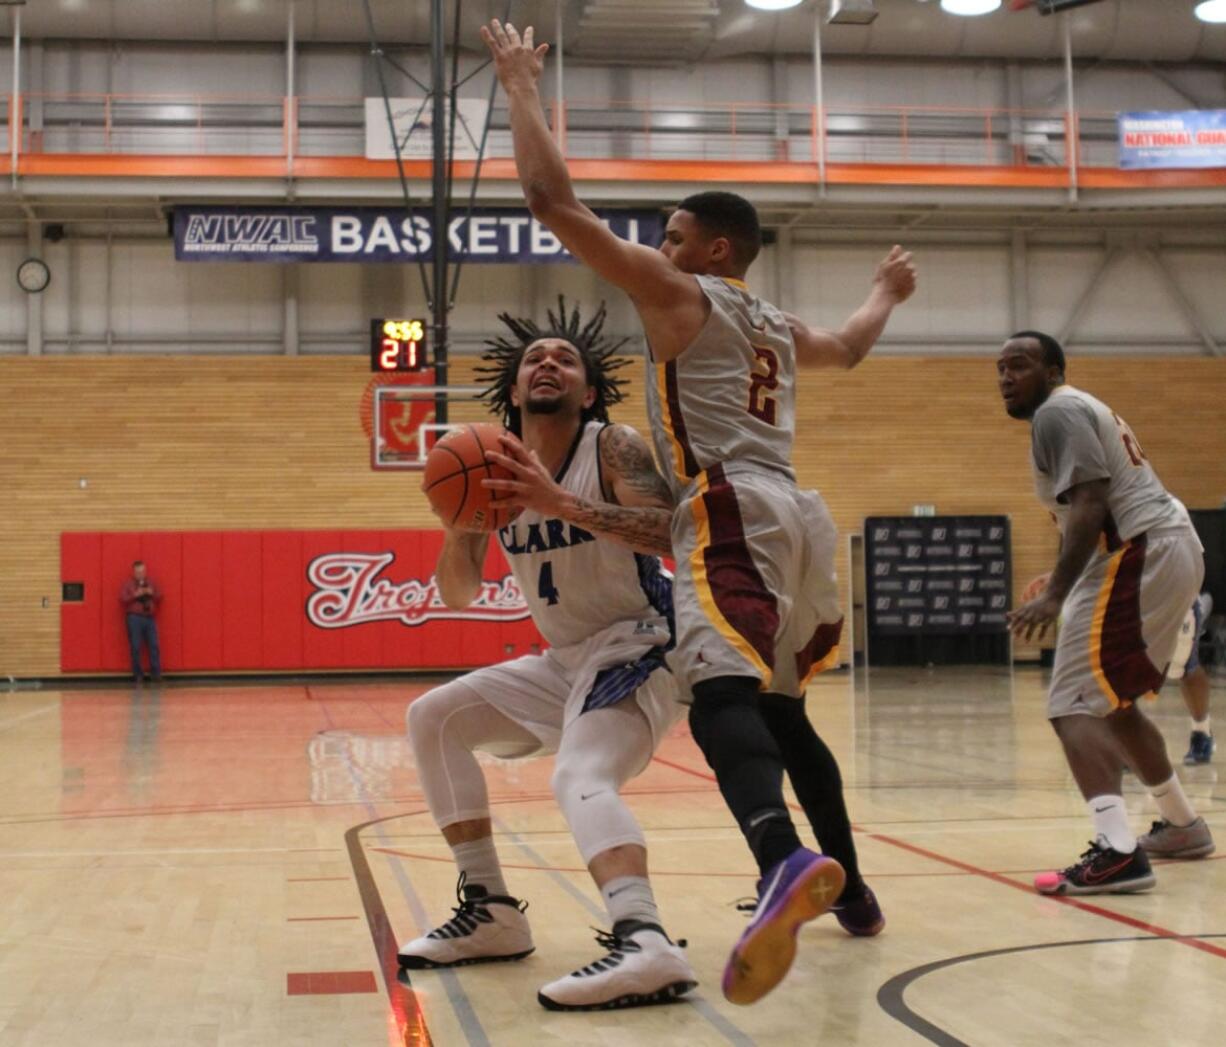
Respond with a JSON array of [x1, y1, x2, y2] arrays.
[[480, 19, 549, 93], [874, 245, 917, 304]]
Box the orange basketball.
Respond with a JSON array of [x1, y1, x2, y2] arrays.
[[421, 423, 517, 532], [1019, 573, 1050, 604]]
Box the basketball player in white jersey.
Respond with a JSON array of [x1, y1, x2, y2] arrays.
[[398, 302, 697, 1010], [1000, 331, 1214, 894], [484, 20, 916, 1005]]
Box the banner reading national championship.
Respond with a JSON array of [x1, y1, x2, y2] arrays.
[[1118, 110, 1226, 170], [174, 205, 664, 263]]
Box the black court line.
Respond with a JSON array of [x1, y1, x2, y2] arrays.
[[877, 932, 1226, 1046]]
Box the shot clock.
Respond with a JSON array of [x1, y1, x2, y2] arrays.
[[370, 318, 430, 372]]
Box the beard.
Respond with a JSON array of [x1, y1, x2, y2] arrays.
[[523, 394, 566, 416]]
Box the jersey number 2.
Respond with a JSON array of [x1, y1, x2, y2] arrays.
[[537, 560, 560, 606], [1112, 412, 1147, 467], [748, 345, 780, 425]]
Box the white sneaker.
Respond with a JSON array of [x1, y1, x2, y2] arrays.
[[537, 924, 698, 1011], [397, 878, 534, 969]]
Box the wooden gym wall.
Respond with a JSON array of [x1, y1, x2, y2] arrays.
[[2, 355, 1224, 678]]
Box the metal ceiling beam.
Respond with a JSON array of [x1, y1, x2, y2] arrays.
[[1058, 243, 1122, 346], [1141, 247, 1223, 357]]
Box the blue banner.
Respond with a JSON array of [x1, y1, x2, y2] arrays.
[[173, 206, 664, 263], [1118, 110, 1226, 170]]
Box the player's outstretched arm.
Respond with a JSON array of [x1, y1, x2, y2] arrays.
[[480, 19, 694, 311], [434, 528, 491, 610], [788, 246, 917, 369], [483, 428, 675, 557]]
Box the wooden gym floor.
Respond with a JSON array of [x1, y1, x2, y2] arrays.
[[0, 665, 1222, 1046]]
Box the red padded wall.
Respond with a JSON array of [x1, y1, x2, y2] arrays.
[[60, 529, 539, 674]]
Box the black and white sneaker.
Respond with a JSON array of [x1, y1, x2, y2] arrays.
[[537, 922, 697, 1011], [397, 875, 534, 969]]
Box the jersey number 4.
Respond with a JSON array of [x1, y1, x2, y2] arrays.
[[748, 345, 780, 425], [537, 560, 560, 606]]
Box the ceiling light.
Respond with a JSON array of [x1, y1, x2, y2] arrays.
[[1195, 0, 1226, 23], [828, 0, 879, 24], [744, 0, 804, 10], [940, 0, 1002, 14]]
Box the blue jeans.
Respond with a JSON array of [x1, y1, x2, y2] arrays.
[[125, 613, 161, 680]]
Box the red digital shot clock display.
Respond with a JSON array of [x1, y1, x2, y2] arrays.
[[370, 318, 430, 372]]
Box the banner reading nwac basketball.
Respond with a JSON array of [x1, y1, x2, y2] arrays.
[[173, 205, 664, 263], [60, 529, 540, 674]]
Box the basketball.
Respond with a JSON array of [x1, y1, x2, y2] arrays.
[[1019, 573, 1050, 604], [421, 423, 518, 531]]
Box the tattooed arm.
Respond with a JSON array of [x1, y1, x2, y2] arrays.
[[586, 424, 676, 557], [483, 425, 675, 557]]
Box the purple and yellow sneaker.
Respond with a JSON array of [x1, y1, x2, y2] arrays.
[[831, 882, 885, 937], [722, 848, 845, 1006]]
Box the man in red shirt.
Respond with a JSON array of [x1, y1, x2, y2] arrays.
[[119, 560, 162, 683]]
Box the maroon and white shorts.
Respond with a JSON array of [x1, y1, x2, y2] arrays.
[[1048, 526, 1204, 718], [669, 463, 843, 698]]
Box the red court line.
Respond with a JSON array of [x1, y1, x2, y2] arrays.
[[869, 831, 1226, 961], [651, 753, 1226, 961], [0, 797, 377, 825], [370, 845, 1157, 882], [287, 970, 379, 996], [371, 845, 752, 878]]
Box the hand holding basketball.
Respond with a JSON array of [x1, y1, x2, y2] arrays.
[[1019, 572, 1050, 604], [482, 433, 570, 519], [421, 423, 519, 532], [1008, 573, 1063, 642]]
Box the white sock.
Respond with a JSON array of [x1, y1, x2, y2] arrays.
[[451, 837, 508, 898], [1087, 795, 1135, 853], [1149, 773, 1197, 828], [1192, 716, 1211, 733], [601, 876, 660, 931]]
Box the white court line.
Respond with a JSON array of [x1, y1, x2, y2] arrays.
[[0, 704, 57, 731]]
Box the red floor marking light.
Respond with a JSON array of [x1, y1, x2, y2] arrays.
[[287, 970, 379, 996]]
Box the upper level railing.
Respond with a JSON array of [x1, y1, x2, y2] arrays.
[[0, 91, 1132, 176]]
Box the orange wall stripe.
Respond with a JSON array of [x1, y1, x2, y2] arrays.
[[17, 153, 1226, 191]]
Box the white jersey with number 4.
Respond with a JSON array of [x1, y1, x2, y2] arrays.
[[494, 420, 673, 651]]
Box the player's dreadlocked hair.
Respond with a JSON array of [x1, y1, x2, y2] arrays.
[[476, 297, 632, 436]]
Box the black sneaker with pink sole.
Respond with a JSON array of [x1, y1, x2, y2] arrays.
[[1034, 840, 1155, 896]]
